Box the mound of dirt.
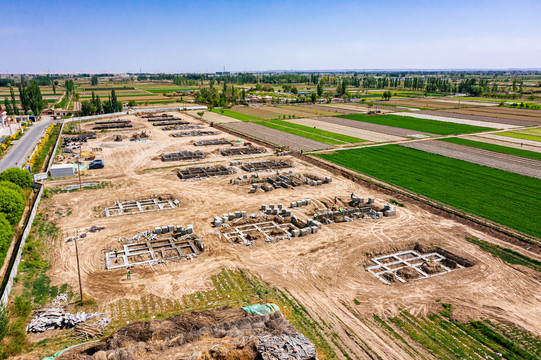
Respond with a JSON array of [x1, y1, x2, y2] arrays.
[[58, 307, 316, 360], [396, 267, 420, 280], [421, 261, 443, 274], [441, 258, 458, 269]]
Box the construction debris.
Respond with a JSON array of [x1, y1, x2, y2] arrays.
[[161, 150, 206, 162], [64, 182, 99, 191], [152, 120, 190, 126], [257, 333, 317, 359], [241, 160, 293, 172], [171, 131, 219, 137], [26, 307, 107, 333], [162, 125, 202, 131], [194, 139, 231, 146], [93, 120, 132, 130], [177, 165, 235, 180], [221, 147, 266, 156]]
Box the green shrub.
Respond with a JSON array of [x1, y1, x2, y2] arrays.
[[0, 213, 14, 257], [0, 181, 23, 197], [0, 186, 25, 225], [0, 168, 32, 188]]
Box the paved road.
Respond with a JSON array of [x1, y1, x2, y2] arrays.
[[0, 116, 53, 172]]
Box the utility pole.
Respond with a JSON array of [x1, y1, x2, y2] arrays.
[[78, 115, 82, 190], [75, 239, 83, 306]]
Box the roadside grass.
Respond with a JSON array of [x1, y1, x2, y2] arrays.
[[316, 145, 541, 238], [440, 137, 541, 161], [31, 123, 61, 173], [211, 109, 263, 122], [497, 132, 541, 142], [465, 236, 541, 272], [339, 113, 495, 135]]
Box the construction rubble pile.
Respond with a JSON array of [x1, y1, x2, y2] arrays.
[[26, 305, 109, 334], [257, 333, 317, 359]]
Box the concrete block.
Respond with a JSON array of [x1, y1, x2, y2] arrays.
[[222, 216, 228, 223], [176, 225, 183, 233], [241, 211, 247, 217], [168, 225, 174, 233], [261, 204, 267, 211], [384, 210, 396, 217], [272, 208, 279, 215], [300, 228, 311, 236], [281, 209, 287, 215], [368, 197, 374, 204], [186, 225, 193, 234], [324, 176, 332, 183], [214, 220, 222, 227], [285, 210, 291, 217], [384, 204, 390, 210], [290, 202, 297, 208], [306, 198, 311, 205], [376, 211, 383, 218], [249, 188, 256, 193], [228, 213, 235, 220], [162, 226, 169, 234], [277, 204, 283, 209], [154, 227, 162, 235], [315, 221, 322, 229], [311, 226, 318, 233], [291, 229, 301, 237], [269, 204, 275, 209], [266, 208, 272, 214], [235, 211, 241, 218]]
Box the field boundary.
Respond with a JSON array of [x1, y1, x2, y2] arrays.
[[215, 122, 540, 246]]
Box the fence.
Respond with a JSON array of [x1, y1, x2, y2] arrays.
[[0, 183, 43, 306]]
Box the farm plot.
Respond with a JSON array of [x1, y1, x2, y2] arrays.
[[340, 113, 495, 135], [495, 128, 541, 142], [316, 145, 541, 238], [381, 99, 464, 110], [297, 104, 358, 114], [223, 122, 332, 151], [316, 116, 429, 138], [402, 140, 541, 179], [277, 104, 340, 117], [440, 107, 541, 123], [186, 110, 241, 123], [232, 106, 281, 120], [258, 120, 367, 145], [392, 111, 517, 129], [261, 105, 329, 119], [286, 118, 402, 142], [463, 135, 541, 153], [211, 109, 263, 121], [440, 137, 541, 161], [419, 110, 536, 127]]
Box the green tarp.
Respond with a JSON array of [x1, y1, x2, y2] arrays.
[[242, 303, 280, 315]]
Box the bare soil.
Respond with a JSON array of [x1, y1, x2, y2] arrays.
[[36, 110, 541, 359]]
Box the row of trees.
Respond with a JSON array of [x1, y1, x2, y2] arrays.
[[3, 79, 44, 116], [80, 90, 122, 116], [65, 80, 75, 96]]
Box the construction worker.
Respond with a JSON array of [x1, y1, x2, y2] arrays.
[[339, 207, 342, 212], [314, 213, 317, 220], [334, 196, 337, 204], [351, 192, 355, 199], [114, 248, 118, 258], [127, 268, 131, 280]]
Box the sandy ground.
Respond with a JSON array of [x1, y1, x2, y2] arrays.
[[323, 103, 396, 114], [286, 118, 404, 142], [402, 140, 541, 179], [392, 112, 519, 129], [299, 104, 359, 114], [37, 110, 541, 359], [463, 135, 541, 153]]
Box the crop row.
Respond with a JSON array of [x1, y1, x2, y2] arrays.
[[316, 145, 541, 238]]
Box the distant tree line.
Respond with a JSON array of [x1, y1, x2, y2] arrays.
[[80, 90, 122, 116]]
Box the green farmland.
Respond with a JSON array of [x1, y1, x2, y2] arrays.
[[316, 145, 541, 238], [259, 120, 366, 145], [340, 113, 495, 135], [440, 138, 541, 161], [211, 109, 262, 122]]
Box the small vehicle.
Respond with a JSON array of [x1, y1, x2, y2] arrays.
[[89, 159, 104, 169]]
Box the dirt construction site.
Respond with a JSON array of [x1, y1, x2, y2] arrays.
[[38, 110, 541, 359]]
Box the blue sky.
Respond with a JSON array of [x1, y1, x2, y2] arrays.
[[2, 0, 541, 73]]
